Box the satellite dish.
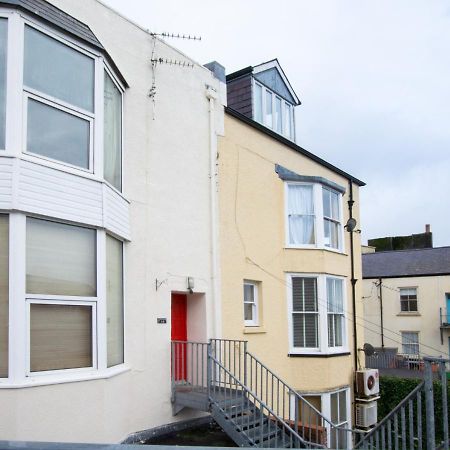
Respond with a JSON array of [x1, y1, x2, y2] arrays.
[[345, 217, 357, 232], [362, 343, 375, 357]]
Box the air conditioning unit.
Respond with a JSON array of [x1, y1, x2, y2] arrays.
[[355, 369, 379, 397], [355, 402, 378, 428]]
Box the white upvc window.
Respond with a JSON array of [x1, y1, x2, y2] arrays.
[[401, 331, 419, 355], [285, 182, 344, 252], [253, 79, 295, 140], [22, 24, 95, 172], [0, 14, 124, 191], [288, 274, 347, 355], [244, 281, 259, 326]]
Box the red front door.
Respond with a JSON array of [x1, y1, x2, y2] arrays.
[[171, 293, 187, 381]]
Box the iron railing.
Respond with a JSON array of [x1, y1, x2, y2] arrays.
[[356, 358, 449, 450]]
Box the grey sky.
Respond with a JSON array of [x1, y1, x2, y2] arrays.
[[102, 0, 450, 247]]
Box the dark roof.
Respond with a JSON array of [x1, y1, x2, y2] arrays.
[[226, 66, 253, 82], [362, 247, 450, 279], [225, 106, 365, 187], [1, 0, 103, 49], [1, 0, 128, 87]]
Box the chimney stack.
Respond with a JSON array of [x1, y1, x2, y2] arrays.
[[425, 224, 431, 234]]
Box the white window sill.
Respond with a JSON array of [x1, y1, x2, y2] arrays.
[[243, 326, 266, 334], [397, 312, 421, 317], [284, 245, 348, 256], [0, 364, 130, 389]]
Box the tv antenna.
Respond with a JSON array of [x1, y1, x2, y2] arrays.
[[148, 31, 202, 119]]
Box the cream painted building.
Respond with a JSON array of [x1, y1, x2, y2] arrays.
[[0, 0, 225, 443], [218, 60, 365, 446], [362, 247, 450, 359]]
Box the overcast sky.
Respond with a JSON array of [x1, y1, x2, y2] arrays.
[[102, 0, 450, 247]]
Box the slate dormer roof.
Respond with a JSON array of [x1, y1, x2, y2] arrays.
[[362, 247, 450, 279], [0, 0, 128, 86]]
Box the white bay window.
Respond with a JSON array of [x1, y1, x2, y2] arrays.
[[286, 182, 344, 252], [289, 274, 347, 355]]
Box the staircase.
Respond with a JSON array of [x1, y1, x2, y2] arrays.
[[171, 339, 354, 449]]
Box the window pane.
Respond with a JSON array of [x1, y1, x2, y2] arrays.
[[339, 390, 347, 421], [265, 90, 273, 127], [27, 218, 96, 296], [244, 303, 253, 321], [293, 277, 317, 312], [107, 235, 124, 367], [27, 99, 90, 169], [275, 97, 282, 133], [244, 284, 254, 303], [288, 185, 316, 245], [254, 83, 262, 123], [0, 19, 7, 149], [322, 188, 331, 218], [293, 313, 318, 348], [285, 103, 292, 138], [324, 219, 339, 248], [331, 392, 338, 423], [30, 303, 92, 372], [0, 215, 8, 377], [24, 26, 94, 112], [104, 72, 122, 190]]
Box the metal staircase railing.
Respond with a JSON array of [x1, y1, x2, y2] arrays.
[[172, 339, 361, 448]]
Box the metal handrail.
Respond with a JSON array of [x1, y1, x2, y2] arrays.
[[355, 381, 425, 448], [208, 353, 323, 449], [246, 350, 358, 436]]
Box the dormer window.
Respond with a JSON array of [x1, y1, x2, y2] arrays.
[[226, 59, 300, 142], [254, 80, 295, 140]]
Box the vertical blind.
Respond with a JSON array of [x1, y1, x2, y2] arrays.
[[104, 72, 122, 191], [30, 303, 92, 372], [288, 184, 315, 245], [106, 235, 124, 367], [292, 277, 318, 348], [0, 215, 8, 377], [26, 218, 96, 297]]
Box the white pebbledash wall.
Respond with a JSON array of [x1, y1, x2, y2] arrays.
[[0, 0, 225, 443]]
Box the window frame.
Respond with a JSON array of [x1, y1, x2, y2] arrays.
[[243, 280, 259, 327], [25, 298, 97, 377], [287, 273, 348, 355], [285, 182, 345, 253], [401, 331, 420, 355], [399, 287, 418, 313], [253, 79, 296, 140]]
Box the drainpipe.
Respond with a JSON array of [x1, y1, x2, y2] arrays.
[[378, 278, 385, 348], [348, 180, 358, 369], [206, 85, 221, 339]]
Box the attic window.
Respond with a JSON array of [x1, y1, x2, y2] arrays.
[[253, 80, 295, 140]]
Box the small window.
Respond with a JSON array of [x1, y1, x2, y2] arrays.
[[244, 281, 258, 326], [402, 332, 419, 355], [292, 277, 319, 348], [265, 90, 273, 127], [287, 184, 315, 245], [400, 288, 418, 312]]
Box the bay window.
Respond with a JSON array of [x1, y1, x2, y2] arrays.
[[286, 182, 344, 251], [289, 274, 347, 355], [0, 215, 8, 378], [0, 18, 7, 150]]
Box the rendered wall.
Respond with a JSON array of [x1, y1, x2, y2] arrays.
[[218, 113, 364, 395], [0, 0, 224, 443], [363, 275, 450, 358]]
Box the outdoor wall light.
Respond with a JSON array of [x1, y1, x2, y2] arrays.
[[187, 276, 195, 293]]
